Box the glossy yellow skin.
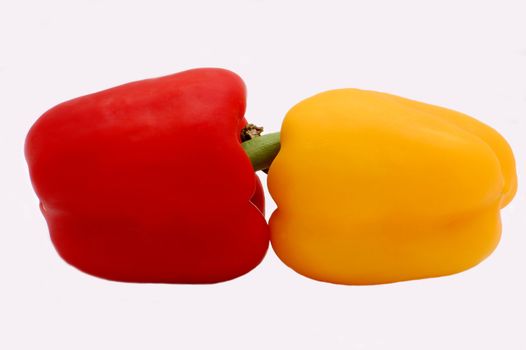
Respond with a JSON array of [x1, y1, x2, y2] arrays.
[[268, 89, 517, 285]]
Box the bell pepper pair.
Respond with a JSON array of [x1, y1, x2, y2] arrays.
[[25, 68, 517, 285]]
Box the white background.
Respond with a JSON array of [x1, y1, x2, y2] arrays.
[[1, 1, 525, 349]]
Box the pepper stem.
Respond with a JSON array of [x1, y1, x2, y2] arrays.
[[241, 131, 281, 172], [240, 123, 264, 142]]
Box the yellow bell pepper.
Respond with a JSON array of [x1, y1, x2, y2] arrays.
[[266, 89, 517, 285]]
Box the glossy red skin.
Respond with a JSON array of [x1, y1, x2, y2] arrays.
[[25, 68, 269, 283]]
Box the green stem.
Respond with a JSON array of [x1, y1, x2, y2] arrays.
[[241, 132, 281, 172]]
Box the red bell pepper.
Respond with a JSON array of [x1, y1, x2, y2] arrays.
[[25, 68, 270, 283]]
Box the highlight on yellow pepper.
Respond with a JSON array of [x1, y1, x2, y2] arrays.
[[244, 89, 517, 285]]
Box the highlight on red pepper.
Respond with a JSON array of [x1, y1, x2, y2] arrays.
[[25, 68, 270, 283], [244, 89, 517, 285]]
